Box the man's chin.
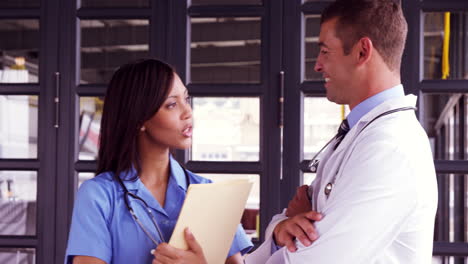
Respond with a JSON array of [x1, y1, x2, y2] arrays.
[[325, 93, 338, 104], [326, 92, 346, 105]]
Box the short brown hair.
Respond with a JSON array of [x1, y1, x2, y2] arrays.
[[321, 0, 408, 72]]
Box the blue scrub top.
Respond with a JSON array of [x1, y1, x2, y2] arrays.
[[65, 156, 253, 264]]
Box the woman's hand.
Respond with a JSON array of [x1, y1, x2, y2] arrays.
[[152, 228, 207, 264]]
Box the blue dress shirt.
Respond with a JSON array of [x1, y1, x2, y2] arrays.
[[346, 84, 405, 129], [65, 155, 253, 264]]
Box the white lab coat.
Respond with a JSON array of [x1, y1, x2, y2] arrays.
[[245, 95, 438, 264]]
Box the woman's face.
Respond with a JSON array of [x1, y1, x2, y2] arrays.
[[141, 74, 193, 150]]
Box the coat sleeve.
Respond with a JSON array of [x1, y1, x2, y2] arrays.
[[244, 210, 288, 264], [267, 139, 418, 264]]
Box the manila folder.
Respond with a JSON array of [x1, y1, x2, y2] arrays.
[[169, 179, 253, 264]]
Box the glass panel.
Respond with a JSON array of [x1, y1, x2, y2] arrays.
[[190, 17, 261, 84], [423, 12, 468, 80], [302, 172, 316, 186], [198, 173, 259, 239], [421, 94, 467, 160], [78, 172, 95, 189], [304, 14, 321, 81], [0, 171, 37, 235], [191, 97, 259, 161], [0, 248, 35, 264], [192, 0, 261, 5], [434, 174, 468, 243], [0, 0, 38, 8], [80, 19, 149, 84], [303, 97, 349, 160], [81, 0, 148, 8], [0, 20, 39, 83], [431, 256, 467, 264], [79, 97, 103, 160], [0, 95, 38, 159]]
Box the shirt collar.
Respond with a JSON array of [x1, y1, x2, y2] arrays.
[[169, 155, 189, 191], [117, 155, 188, 192], [347, 84, 405, 129], [118, 168, 140, 191]]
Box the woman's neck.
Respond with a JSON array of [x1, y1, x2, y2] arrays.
[[138, 146, 171, 207], [139, 147, 170, 185]]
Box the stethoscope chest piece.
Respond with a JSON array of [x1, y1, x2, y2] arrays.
[[309, 159, 319, 173], [324, 182, 333, 196]]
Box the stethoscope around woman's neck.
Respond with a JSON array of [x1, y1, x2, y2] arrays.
[[114, 164, 191, 246], [307, 106, 417, 199]]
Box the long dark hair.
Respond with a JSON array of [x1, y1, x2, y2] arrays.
[[96, 59, 175, 179]]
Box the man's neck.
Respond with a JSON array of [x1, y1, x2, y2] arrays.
[[350, 71, 401, 110]]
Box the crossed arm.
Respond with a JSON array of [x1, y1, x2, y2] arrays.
[[273, 185, 322, 252]]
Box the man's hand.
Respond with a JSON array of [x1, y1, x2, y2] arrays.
[[273, 211, 322, 252], [152, 228, 207, 264], [286, 185, 312, 217]]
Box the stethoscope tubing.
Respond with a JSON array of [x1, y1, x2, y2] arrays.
[[114, 164, 191, 246], [307, 106, 417, 198]]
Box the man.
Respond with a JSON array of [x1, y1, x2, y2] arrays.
[[245, 0, 438, 263]]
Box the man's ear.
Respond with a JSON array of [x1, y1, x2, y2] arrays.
[[357, 37, 373, 66]]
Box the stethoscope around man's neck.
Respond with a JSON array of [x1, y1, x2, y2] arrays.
[[307, 106, 417, 199]]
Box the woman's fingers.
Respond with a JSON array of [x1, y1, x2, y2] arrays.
[[184, 228, 203, 254]]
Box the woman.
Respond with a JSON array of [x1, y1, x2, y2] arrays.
[[65, 59, 253, 264]]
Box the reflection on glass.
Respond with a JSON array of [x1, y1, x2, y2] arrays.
[[0, 20, 39, 83], [0, 248, 35, 264], [199, 173, 259, 239], [190, 17, 261, 83], [303, 97, 349, 160], [81, 0, 148, 7], [0, 171, 37, 235], [435, 174, 468, 242], [422, 94, 467, 160], [79, 97, 103, 160], [304, 14, 321, 81], [192, 0, 261, 5], [0, 95, 38, 159], [192, 97, 259, 161], [80, 19, 149, 84], [431, 256, 465, 264], [424, 12, 468, 80], [434, 173, 468, 264], [78, 172, 95, 188]]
